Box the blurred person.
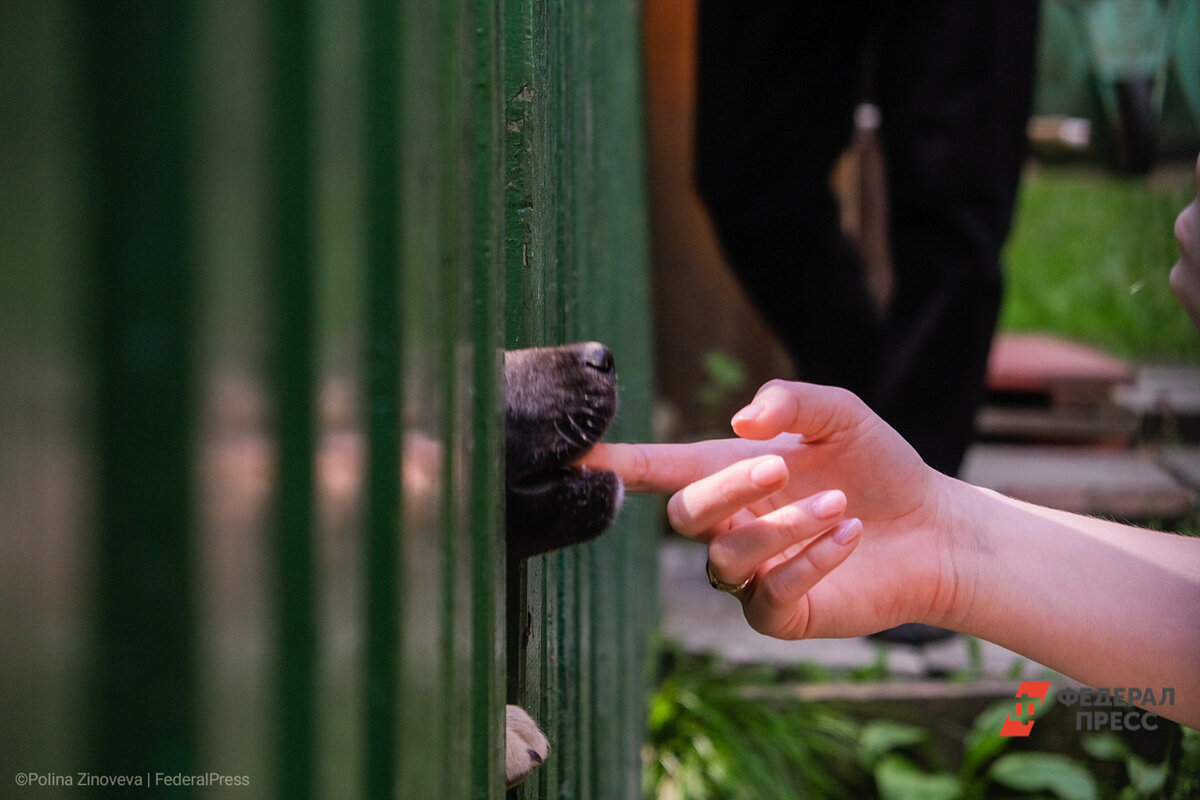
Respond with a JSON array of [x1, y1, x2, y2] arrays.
[[695, 1, 1041, 478]]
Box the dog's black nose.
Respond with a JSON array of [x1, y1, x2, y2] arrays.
[[577, 342, 615, 373]]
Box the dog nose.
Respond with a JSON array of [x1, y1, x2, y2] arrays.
[[577, 342, 615, 373]]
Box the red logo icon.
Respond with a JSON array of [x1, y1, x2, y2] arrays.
[[1000, 681, 1052, 737]]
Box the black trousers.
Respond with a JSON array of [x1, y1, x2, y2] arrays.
[[696, 0, 1040, 475]]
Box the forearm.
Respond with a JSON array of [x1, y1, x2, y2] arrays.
[[943, 480, 1200, 727]]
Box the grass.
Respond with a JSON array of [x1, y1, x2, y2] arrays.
[[999, 163, 1199, 363]]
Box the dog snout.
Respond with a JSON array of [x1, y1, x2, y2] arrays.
[[576, 342, 615, 374]]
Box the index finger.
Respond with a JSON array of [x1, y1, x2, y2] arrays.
[[578, 439, 792, 493]]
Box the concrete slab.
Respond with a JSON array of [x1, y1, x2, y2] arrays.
[[960, 443, 1195, 519], [1157, 446, 1200, 493], [1113, 364, 1200, 417]]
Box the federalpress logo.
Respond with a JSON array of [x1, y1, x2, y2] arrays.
[[999, 681, 1052, 737]]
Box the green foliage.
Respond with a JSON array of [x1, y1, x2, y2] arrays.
[[988, 753, 1098, 800], [854, 698, 1095, 800], [645, 655, 1200, 800], [644, 668, 865, 799], [1174, 726, 1200, 800], [959, 700, 1020, 777], [1001, 165, 1199, 362], [873, 754, 962, 800], [695, 350, 749, 412], [856, 721, 962, 800], [1082, 726, 1200, 800], [856, 721, 929, 768]]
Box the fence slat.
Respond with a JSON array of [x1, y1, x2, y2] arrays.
[[266, 3, 319, 797], [469, 0, 508, 794], [503, 0, 654, 797], [83, 3, 201, 793], [362, 0, 403, 796]]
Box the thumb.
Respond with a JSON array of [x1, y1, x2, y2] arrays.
[[731, 380, 868, 442]]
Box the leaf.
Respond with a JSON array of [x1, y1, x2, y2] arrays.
[[701, 351, 747, 391], [960, 700, 1016, 776], [874, 755, 961, 800], [988, 752, 1097, 800], [1080, 732, 1128, 762], [1124, 753, 1167, 795], [857, 720, 929, 768]]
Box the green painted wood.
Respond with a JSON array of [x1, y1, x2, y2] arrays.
[[266, 3, 319, 798], [469, 0, 508, 795], [81, 4, 201, 796], [503, 0, 654, 798], [0, 0, 91, 790], [2, 1, 652, 798], [362, 0, 403, 797], [1036, 0, 1200, 158]]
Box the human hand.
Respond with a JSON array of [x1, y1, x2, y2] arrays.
[[583, 381, 963, 640], [1170, 153, 1200, 334]]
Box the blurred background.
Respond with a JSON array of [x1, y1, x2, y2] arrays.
[[646, 0, 1200, 442]]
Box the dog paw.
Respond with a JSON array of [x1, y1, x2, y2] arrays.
[[505, 704, 550, 789]]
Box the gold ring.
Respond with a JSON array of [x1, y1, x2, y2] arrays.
[[706, 560, 752, 594]]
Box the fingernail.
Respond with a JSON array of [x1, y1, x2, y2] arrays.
[[732, 401, 764, 426], [810, 490, 845, 519], [749, 456, 787, 487], [832, 518, 862, 545]]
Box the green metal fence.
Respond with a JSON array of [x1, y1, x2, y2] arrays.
[[0, 1, 653, 798]]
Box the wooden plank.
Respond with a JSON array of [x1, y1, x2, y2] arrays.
[[961, 444, 1194, 520], [266, 3, 319, 796], [987, 333, 1132, 410], [975, 406, 1137, 444], [362, 0, 403, 796], [504, 0, 655, 796], [468, 0, 507, 796], [83, 0, 201, 787]]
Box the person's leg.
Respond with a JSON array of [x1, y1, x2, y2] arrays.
[[695, 0, 880, 395], [873, 0, 1040, 475]]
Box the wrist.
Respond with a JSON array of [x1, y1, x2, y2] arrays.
[[919, 471, 990, 631]]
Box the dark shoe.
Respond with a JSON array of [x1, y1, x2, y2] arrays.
[[868, 623, 957, 645]]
